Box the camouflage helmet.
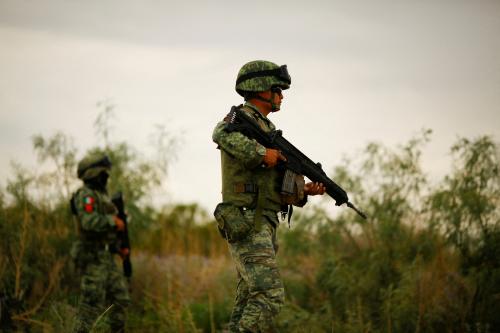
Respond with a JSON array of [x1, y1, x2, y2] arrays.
[[77, 153, 112, 181], [235, 60, 291, 97]]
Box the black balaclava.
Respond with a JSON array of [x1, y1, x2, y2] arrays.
[[86, 171, 109, 192]]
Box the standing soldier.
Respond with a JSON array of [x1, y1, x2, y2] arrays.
[[212, 60, 326, 332], [70, 154, 130, 333]]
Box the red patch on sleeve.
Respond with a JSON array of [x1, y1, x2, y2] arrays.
[[83, 196, 95, 213]]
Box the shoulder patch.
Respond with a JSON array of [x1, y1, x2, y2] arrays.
[[83, 196, 95, 213]]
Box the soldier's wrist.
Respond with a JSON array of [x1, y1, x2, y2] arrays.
[[256, 144, 266, 156]]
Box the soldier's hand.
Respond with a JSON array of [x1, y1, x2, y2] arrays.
[[113, 216, 126, 231], [304, 182, 326, 196], [263, 149, 287, 168], [119, 247, 130, 259]]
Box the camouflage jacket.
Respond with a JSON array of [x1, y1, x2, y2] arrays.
[[213, 103, 305, 219], [72, 184, 118, 243]]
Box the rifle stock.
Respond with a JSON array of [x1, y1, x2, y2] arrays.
[[225, 106, 367, 219]]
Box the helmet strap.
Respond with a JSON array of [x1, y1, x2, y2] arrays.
[[254, 92, 280, 112], [270, 91, 280, 112]]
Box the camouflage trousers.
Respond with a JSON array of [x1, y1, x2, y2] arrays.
[[73, 250, 130, 333], [228, 214, 284, 333]]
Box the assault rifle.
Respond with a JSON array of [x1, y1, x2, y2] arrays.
[[111, 192, 133, 278], [225, 106, 367, 219]]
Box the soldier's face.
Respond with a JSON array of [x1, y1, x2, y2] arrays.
[[260, 87, 283, 111], [271, 87, 283, 99], [98, 171, 109, 188], [271, 87, 283, 111]]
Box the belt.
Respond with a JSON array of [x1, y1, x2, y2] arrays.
[[85, 242, 110, 252]]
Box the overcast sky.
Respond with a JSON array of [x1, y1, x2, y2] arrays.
[[1, 0, 499, 211]]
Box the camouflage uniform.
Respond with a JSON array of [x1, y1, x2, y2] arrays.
[[71, 155, 130, 333], [213, 61, 307, 332]]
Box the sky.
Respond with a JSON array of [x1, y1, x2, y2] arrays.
[[0, 0, 499, 212]]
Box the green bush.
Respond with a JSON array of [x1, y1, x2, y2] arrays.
[[1, 113, 499, 332]]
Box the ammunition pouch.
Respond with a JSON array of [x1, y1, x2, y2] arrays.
[[280, 169, 305, 205], [214, 203, 253, 243]]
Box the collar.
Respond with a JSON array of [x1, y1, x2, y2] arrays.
[[244, 102, 271, 124]]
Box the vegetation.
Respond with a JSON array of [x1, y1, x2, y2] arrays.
[[1, 110, 499, 332]]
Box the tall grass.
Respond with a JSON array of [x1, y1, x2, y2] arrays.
[[1, 133, 499, 332]]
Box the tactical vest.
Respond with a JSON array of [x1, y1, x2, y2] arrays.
[[220, 105, 284, 214]]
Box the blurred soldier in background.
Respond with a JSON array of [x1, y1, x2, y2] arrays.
[[212, 60, 326, 332], [70, 154, 130, 333]]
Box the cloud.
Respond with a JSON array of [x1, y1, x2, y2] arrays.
[[0, 0, 499, 210]]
